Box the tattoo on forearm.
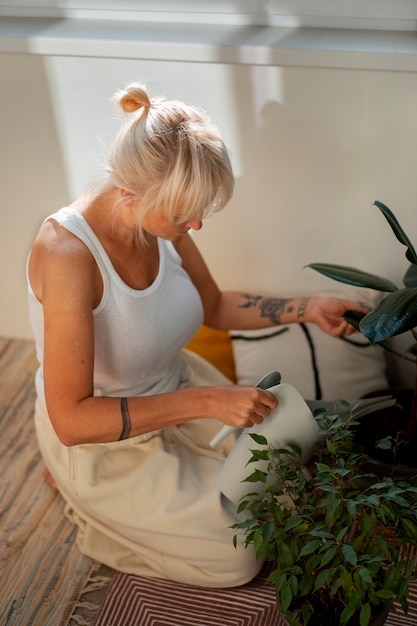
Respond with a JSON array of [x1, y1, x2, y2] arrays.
[[259, 298, 293, 324], [238, 294, 262, 309], [238, 294, 296, 325], [118, 397, 132, 441], [297, 297, 309, 320]]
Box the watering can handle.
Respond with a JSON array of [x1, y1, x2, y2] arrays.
[[209, 371, 281, 448]]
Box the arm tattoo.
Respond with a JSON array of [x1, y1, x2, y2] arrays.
[[118, 397, 132, 441], [259, 297, 293, 324], [297, 297, 309, 320], [239, 294, 293, 325], [238, 294, 262, 309], [238, 293, 310, 325]]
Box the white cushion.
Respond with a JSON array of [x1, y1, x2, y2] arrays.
[[230, 292, 388, 401]]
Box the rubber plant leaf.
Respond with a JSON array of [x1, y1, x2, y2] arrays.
[[342, 310, 366, 330], [307, 263, 398, 292], [359, 287, 417, 343], [403, 263, 417, 288], [373, 201, 417, 265]]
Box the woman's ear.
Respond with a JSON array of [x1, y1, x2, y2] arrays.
[[119, 188, 136, 206]]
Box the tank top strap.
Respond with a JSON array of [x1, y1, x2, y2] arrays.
[[46, 207, 114, 281]]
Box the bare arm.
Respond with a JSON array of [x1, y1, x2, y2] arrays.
[[175, 234, 369, 336], [29, 225, 277, 446]]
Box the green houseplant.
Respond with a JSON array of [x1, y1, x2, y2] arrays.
[[232, 408, 417, 626], [307, 201, 417, 462]]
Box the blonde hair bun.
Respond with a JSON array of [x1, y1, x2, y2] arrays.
[[115, 83, 151, 113]]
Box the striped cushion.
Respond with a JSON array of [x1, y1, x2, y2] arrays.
[[93, 562, 417, 626]]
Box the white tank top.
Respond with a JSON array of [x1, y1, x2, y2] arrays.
[[27, 207, 204, 402]]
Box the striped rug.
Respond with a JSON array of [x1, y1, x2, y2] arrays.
[[0, 338, 112, 626], [93, 565, 417, 626], [93, 564, 285, 626]]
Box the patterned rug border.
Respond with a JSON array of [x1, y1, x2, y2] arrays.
[[94, 566, 417, 626], [93, 565, 286, 626]]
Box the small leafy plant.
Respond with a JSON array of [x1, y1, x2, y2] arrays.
[[307, 201, 417, 442], [232, 408, 417, 626]]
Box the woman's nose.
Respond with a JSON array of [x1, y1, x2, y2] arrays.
[[186, 219, 203, 231]]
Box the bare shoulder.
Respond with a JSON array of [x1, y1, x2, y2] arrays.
[[29, 218, 100, 306], [32, 217, 89, 256]]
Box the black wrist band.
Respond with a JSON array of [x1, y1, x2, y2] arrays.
[[118, 397, 132, 441]]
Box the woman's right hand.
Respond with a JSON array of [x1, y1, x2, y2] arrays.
[[203, 385, 278, 429]]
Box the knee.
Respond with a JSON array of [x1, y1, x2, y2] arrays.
[[197, 541, 264, 589]]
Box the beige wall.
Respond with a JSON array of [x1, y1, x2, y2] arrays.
[[1, 54, 417, 368], [1, 54, 70, 338]]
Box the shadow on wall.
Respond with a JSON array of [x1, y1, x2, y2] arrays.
[[0, 53, 70, 337], [198, 62, 417, 301], [204, 63, 351, 295]]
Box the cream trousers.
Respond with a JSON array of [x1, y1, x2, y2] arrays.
[[34, 350, 261, 588]]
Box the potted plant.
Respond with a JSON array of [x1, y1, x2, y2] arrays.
[[232, 408, 417, 626], [307, 201, 417, 466]]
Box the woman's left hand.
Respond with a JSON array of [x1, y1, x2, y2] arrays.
[[309, 297, 369, 337]]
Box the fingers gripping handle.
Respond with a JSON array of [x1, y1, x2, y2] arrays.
[[209, 371, 281, 448]]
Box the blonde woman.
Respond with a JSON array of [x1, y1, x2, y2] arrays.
[[27, 82, 366, 588]]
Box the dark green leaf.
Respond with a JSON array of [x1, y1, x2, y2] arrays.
[[347, 500, 357, 516], [375, 438, 393, 450], [341, 601, 358, 626], [307, 262, 398, 292], [298, 573, 314, 596], [301, 604, 313, 625], [367, 494, 380, 507], [336, 526, 351, 542], [285, 516, 308, 532], [237, 500, 249, 514], [376, 589, 395, 599], [278, 542, 295, 567], [342, 543, 357, 566], [320, 545, 337, 568], [310, 529, 334, 539], [315, 462, 331, 472], [359, 513, 374, 535], [271, 447, 298, 459], [300, 540, 321, 557], [249, 433, 268, 445], [280, 582, 293, 611], [326, 494, 342, 526], [359, 603, 371, 626], [401, 518, 417, 540], [247, 449, 270, 463], [243, 469, 267, 483], [343, 310, 367, 330], [373, 201, 417, 265], [314, 568, 332, 590], [404, 263, 417, 287], [270, 570, 286, 589], [358, 568, 373, 586], [384, 490, 410, 506], [289, 574, 298, 597], [263, 520, 276, 541], [359, 288, 417, 342]]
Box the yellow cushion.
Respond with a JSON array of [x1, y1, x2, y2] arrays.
[[186, 325, 236, 383]]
